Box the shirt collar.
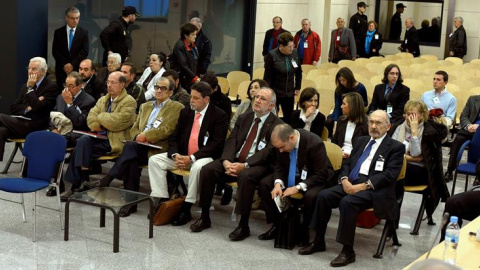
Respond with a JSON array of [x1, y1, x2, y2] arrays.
[[371, 133, 387, 146], [294, 130, 300, 149], [254, 111, 271, 123], [67, 25, 76, 32], [196, 103, 209, 116], [73, 90, 82, 100], [36, 76, 45, 89]]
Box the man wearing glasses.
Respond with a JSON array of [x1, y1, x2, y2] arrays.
[[0, 57, 57, 162], [62, 71, 136, 201], [52, 6, 89, 92]]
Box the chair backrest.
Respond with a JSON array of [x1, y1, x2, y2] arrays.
[[321, 126, 328, 142], [324, 141, 343, 171], [237, 80, 251, 101], [397, 157, 407, 181], [301, 64, 318, 76], [23, 131, 66, 182], [217, 77, 230, 95], [467, 129, 480, 164], [252, 68, 265, 79], [227, 71, 250, 99]]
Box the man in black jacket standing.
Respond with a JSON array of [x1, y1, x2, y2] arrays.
[[100, 6, 139, 65], [262, 16, 289, 59], [190, 17, 212, 76], [349, 2, 368, 58], [52, 6, 89, 92], [449, 17, 467, 59], [399, 18, 420, 57]]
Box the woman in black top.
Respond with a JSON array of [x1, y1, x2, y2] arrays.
[[290, 87, 325, 138], [170, 23, 200, 91]]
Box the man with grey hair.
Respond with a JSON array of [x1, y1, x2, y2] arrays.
[[190, 17, 212, 75], [191, 88, 283, 241], [0, 57, 57, 161], [299, 110, 405, 268], [328, 17, 356, 63], [97, 53, 122, 86], [52, 6, 89, 92], [449, 16, 467, 59], [294, 19, 321, 65], [399, 18, 420, 57]]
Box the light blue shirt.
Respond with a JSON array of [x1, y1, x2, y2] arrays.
[[421, 88, 457, 122]]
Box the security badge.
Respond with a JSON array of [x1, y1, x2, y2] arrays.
[[375, 34, 379, 40], [153, 118, 163, 128], [433, 96, 440, 104], [123, 31, 126, 36], [258, 138, 267, 150], [375, 155, 385, 171], [337, 36, 341, 41], [387, 105, 393, 114], [301, 166, 308, 180], [291, 59, 298, 68], [203, 131, 209, 145], [304, 41, 308, 48]]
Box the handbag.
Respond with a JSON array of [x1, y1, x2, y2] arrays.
[[274, 198, 301, 250], [153, 193, 185, 226]]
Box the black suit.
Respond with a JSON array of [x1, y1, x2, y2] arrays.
[[52, 26, 89, 91], [83, 74, 106, 100], [310, 135, 405, 247], [0, 77, 58, 160], [364, 31, 383, 58], [368, 83, 410, 123], [260, 130, 334, 240], [401, 26, 420, 57], [290, 110, 325, 138], [198, 111, 283, 217]]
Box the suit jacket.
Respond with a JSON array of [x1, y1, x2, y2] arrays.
[[222, 111, 283, 166], [262, 28, 289, 56], [83, 74, 105, 100], [368, 83, 410, 123], [167, 104, 228, 160], [274, 129, 334, 189], [10, 77, 58, 131], [332, 118, 369, 149], [130, 99, 184, 156], [52, 25, 89, 74], [401, 26, 420, 57], [51, 90, 95, 131], [365, 30, 383, 58], [460, 95, 480, 129], [290, 110, 325, 138], [328, 27, 356, 60], [449, 25, 467, 58], [340, 135, 405, 219]]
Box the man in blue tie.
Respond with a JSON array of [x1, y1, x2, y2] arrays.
[[259, 124, 335, 244], [299, 110, 405, 268], [52, 6, 89, 93]]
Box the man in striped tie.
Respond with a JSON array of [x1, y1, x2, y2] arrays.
[[299, 110, 405, 268]]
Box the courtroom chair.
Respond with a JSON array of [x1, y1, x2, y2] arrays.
[[384, 55, 400, 61], [317, 88, 335, 116], [365, 63, 382, 74], [370, 75, 383, 86], [404, 184, 431, 235], [301, 64, 318, 76], [469, 59, 480, 65], [227, 71, 250, 102], [410, 57, 427, 64], [252, 68, 265, 80], [237, 80, 250, 101], [420, 55, 438, 62], [321, 127, 328, 142], [354, 57, 369, 67], [1, 138, 25, 174], [380, 60, 395, 69], [306, 69, 328, 81], [396, 52, 414, 59], [217, 76, 230, 95], [327, 67, 341, 76], [437, 60, 455, 67], [318, 62, 339, 70], [451, 129, 480, 195], [445, 57, 464, 66], [338, 60, 356, 69], [368, 56, 386, 63]]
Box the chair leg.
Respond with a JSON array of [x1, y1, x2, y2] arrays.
[[33, 192, 37, 242], [451, 171, 458, 196], [231, 186, 237, 222], [55, 184, 64, 230], [0, 142, 21, 174], [464, 175, 469, 193], [410, 193, 427, 235], [20, 194, 26, 222], [374, 220, 391, 259]]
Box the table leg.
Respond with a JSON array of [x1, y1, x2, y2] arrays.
[[148, 200, 153, 238], [100, 208, 106, 227], [64, 201, 70, 241], [113, 212, 120, 253]]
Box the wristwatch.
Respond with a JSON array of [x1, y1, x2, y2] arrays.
[[244, 162, 250, 169], [295, 184, 302, 191], [365, 181, 374, 190]]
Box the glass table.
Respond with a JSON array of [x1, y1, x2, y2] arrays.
[[64, 187, 154, 253]]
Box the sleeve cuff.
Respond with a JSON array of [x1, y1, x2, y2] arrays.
[[190, 154, 196, 163], [274, 179, 285, 189], [299, 182, 307, 192]]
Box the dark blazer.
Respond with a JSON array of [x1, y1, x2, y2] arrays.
[[51, 90, 95, 131], [52, 26, 89, 89], [170, 39, 199, 90], [401, 26, 420, 57], [332, 118, 369, 149], [449, 25, 467, 58], [167, 104, 228, 161], [264, 48, 302, 98], [82, 74, 105, 100], [10, 77, 58, 131], [262, 28, 289, 56], [340, 135, 405, 219], [273, 129, 334, 189], [290, 110, 326, 138], [194, 30, 212, 75], [368, 83, 410, 123], [460, 95, 480, 129], [210, 89, 232, 118], [100, 17, 130, 63], [222, 111, 283, 166], [365, 30, 383, 58]]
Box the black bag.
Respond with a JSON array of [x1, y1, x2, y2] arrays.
[[274, 198, 301, 250]]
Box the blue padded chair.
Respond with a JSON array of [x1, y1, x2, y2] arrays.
[[451, 129, 480, 196], [0, 131, 66, 241]]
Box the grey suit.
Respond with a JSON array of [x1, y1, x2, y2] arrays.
[[328, 27, 356, 63], [51, 90, 96, 132]]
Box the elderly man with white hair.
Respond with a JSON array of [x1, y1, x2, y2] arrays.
[[0, 56, 58, 161], [97, 53, 122, 86], [449, 16, 467, 59], [190, 17, 212, 75]]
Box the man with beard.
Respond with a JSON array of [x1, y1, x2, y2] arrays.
[[78, 59, 105, 100]]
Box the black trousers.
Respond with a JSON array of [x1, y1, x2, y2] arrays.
[[0, 114, 36, 161], [199, 159, 272, 217], [447, 130, 473, 172], [440, 190, 480, 241], [310, 183, 374, 247], [108, 142, 149, 192], [276, 96, 294, 124]]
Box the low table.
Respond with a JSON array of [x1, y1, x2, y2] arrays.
[[64, 187, 154, 253]]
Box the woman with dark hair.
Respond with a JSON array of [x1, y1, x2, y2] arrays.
[[368, 63, 410, 123], [330, 67, 368, 122], [390, 100, 449, 223], [364, 21, 383, 58], [332, 92, 369, 158], [229, 79, 273, 131], [290, 87, 326, 137], [170, 23, 200, 91], [138, 52, 166, 100]]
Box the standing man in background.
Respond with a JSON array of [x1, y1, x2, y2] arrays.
[[294, 19, 321, 66], [190, 17, 212, 76], [389, 3, 406, 40], [262, 16, 289, 60], [52, 6, 89, 93], [449, 17, 467, 59], [349, 2, 368, 58], [399, 18, 420, 57]]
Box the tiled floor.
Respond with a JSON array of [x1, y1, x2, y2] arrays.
[[0, 142, 473, 269]]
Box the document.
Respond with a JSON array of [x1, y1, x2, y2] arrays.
[[72, 130, 108, 139]]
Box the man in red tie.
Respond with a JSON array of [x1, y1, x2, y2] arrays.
[[148, 81, 228, 226], [190, 88, 283, 241]]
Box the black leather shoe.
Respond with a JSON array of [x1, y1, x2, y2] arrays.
[[190, 218, 211, 232], [298, 242, 326, 255], [444, 171, 453, 183], [119, 205, 137, 218], [46, 185, 65, 197], [258, 226, 277, 240], [330, 251, 356, 267], [60, 190, 74, 202], [221, 187, 233, 205], [172, 210, 192, 226], [229, 226, 250, 241]]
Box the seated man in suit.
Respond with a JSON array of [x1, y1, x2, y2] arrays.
[[161, 69, 190, 108], [259, 124, 334, 244], [299, 110, 405, 268], [190, 88, 283, 241], [86, 77, 184, 216], [148, 81, 228, 225], [62, 71, 137, 201], [121, 62, 146, 113], [79, 59, 105, 100], [368, 64, 410, 124], [0, 57, 57, 161]]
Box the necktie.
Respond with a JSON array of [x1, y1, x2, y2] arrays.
[[69, 28, 74, 52], [188, 112, 201, 155], [107, 99, 112, 113], [385, 86, 392, 102], [348, 140, 376, 182], [238, 118, 261, 163], [287, 148, 298, 187]]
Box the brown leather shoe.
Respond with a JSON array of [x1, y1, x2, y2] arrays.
[[330, 251, 356, 267], [190, 218, 211, 232]]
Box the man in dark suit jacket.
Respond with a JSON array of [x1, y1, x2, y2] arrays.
[[262, 16, 289, 58], [399, 18, 420, 57], [328, 17, 357, 63], [148, 81, 228, 225], [259, 124, 334, 243], [444, 95, 480, 181], [190, 88, 283, 241], [0, 57, 57, 161], [79, 59, 105, 100], [201, 72, 232, 118], [449, 17, 467, 59], [368, 64, 410, 124], [299, 110, 405, 268], [52, 6, 89, 92]]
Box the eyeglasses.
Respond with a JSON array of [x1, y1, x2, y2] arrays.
[[105, 80, 120, 85], [154, 85, 169, 91], [63, 83, 78, 89], [66, 15, 80, 21], [26, 67, 40, 72], [388, 72, 399, 76]]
